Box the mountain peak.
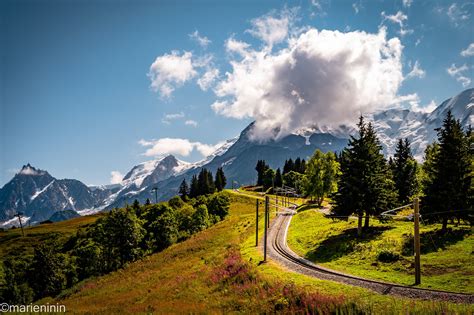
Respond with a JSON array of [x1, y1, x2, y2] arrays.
[[18, 164, 48, 176]]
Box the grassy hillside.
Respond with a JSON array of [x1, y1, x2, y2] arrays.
[[287, 209, 474, 294], [0, 214, 102, 286], [38, 192, 472, 314]]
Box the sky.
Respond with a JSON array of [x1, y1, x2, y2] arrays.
[[1, 0, 473, 187]]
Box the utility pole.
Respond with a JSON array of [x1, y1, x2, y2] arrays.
[[414, 198, 421, 285], [255, 199, 259, 247], [16, 212, 25, 237], [264, 196, 269, 262]]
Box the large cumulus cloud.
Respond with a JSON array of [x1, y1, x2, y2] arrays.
[[212, 27, 404, 140]]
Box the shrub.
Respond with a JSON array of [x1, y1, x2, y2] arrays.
[[377, 250, 400, 263]]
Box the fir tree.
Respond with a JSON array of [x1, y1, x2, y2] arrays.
[[274, 168, 283, 187], [333, 116, 396, 236], [255, 160, 269, 186], [214, 167, 227, 191], [178, 179, 189, 199], [392, 138, 419, 205], [189, 175, 199, 198], [421, 110, 472, 231]]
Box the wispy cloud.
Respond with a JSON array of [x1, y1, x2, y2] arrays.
[[461, 43, 474, 57], [447, 63, 471, 87], [447, 3, 470, 27], [402, 0, 413, 8], [184, 120, 198, 127], [189, 30, 211, 48], [161, 111, 185, 124], [406, 60, 426, 79], [138, 138, 224, 157], [381, 11, 413, 36]]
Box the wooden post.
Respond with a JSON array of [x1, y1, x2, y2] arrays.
[[264, 196, 269, 262], [414, 198, 421, 285], [255, 200, 259, 247]]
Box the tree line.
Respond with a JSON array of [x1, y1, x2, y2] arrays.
[[255, 110, 472, 236], [1, 192, 230, 304], [179, 167, 227, 199]]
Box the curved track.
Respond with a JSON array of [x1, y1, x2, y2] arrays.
[[266, 212, 474, 304]]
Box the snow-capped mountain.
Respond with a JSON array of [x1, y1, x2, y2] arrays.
[[0, 164, 115, 224], [1, 89, 472, 223]]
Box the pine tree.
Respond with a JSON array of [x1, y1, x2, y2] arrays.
[[214, 167, 227, 191], [421, 110, 472, 231], [189, 175, 199, 198], [333, 116, 396, 236], [179, 179, 189, 199], [300, 159, 306, 173], [392, 138, 419, 205], [294, 158, 302, 174], [274, 168, 283, 187], [255, 160, 269, 186]]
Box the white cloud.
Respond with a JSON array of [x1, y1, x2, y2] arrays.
[[447, 63, 469, 76], [406, 60, 426, 79], [461, 43, 474, 57], [402, 0, 413, 8], [148, 51, 197, 98], [246, 8, 296, 48], [212, 27, 404, 140], [447, 3, 470, 26], [226, 37, 251, 56], [110, 171, 123, 184], [447, 63, 471, 87], [381, 11, 413, 36], [138, 138, 223, 157], [197, 68, 219, 91], [352, 2, 361, 14], [185, 120, 198, 127], [162, 111, 185, 124], [457, 76, 471, 87], [189, 30, 211, 48], [412, 100, 437, 113], [310, 0, 327, 17]]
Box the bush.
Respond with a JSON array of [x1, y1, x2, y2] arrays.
[[207, 193, 230, 220], [377, 250, 400, 263]]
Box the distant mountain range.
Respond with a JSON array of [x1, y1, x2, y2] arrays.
[[1, 88, 472, 226]]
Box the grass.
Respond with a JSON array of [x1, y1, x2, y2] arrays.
[[0, 214, 102, 287], [286, 208, 474, 294], [2, 193, 472, 313]]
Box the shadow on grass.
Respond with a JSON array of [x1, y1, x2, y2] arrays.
[[401, 227, 471, 256], [306, 226, 393, 263]]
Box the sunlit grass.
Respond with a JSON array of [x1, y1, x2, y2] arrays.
[[287, 209, 474, 293]]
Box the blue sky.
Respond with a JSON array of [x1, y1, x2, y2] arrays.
[[1, 0, 473, 187]]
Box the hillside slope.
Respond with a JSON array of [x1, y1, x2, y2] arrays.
[[48, 193, 472, 314]]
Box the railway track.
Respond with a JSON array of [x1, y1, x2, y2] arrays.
[[267, 212, 474, 304]]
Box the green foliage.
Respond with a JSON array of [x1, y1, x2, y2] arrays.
[[421, 110, 473, 230], [168, 195, 185, 209], [215, 167, 227, 191], [303, 150, 340, 206], [262, 168, 275, 190], [72, 238, 103, 280], [179, 179, 189, 200], [392, 139, 420, 205], [332, 116, 397, 236], [274, 168, 283, 187], [377, 250, 400, 263], [1, 256, 34, 304], [283, 170, 305, 192], [207, 193, 230, 221], [191, 204, 210, 232], [29, 241, 67, 300], [255, 160, 269, 186]]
